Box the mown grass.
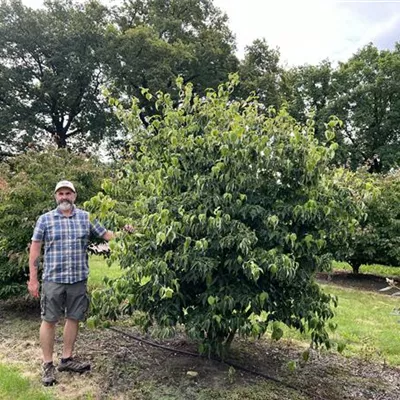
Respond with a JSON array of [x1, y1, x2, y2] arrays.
[[0, 363, 53, 400], [325, 285, 400, 364], [88, 255, 123, 289], [333, 261, 400, 277], [281, 284, 400, 365]]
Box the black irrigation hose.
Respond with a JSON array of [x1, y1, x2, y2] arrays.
[[108, 326, 329, 400]]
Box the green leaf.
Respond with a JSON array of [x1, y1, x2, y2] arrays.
[[207, 296, 216, 305], [156, 231, 166, 245], [271, 326, 283, 341], [160, 287, 174, 299], [302, 350, 310, 362], [140, 276, 151, 286], [259, 292, 268, 306]]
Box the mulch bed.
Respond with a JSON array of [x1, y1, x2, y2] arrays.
[[317, 271, 399, 294]]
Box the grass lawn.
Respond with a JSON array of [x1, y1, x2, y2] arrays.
[[281, 284, 400, 365], [333, 261, 400, 277], [87, 255, 123, 289], [0, 363, 53, 400], [324, 285, 400, 364]]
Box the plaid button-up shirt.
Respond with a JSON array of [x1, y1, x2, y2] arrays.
[[32, 206, 107, 284]]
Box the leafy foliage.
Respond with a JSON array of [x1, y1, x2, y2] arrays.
[[0, 0, 237, 156], [0, 149, 108, 298], [334, 44, 400, 169], [86, 76, 363, 355], [0, 0, 115, 154], [286, 44, 400, 170], [344, 170, 400, 273], [104, 0, 238, 117], [236, 39, 282, 109], [286, 62, 336, 147]]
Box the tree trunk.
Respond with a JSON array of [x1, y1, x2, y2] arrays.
[[54, 131, 67, 148], [351, 261, 361, 274], [224, 329, 237, 351]]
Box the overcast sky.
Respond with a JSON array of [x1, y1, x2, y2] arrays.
[[22, 0, 400, 66]]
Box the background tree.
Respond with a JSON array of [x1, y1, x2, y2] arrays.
[[0, 0, 238, 157], [0, 149, 108, 298], [86, 77, 363, 355], [283, 61, 353, 165], [104, 0, 238, 118], [236, 39, 282, 109], [285, 44, 400, 170], [286, 61, 332, 132], [0, 0, 114, 156], [342, 170, 400, 274], [332, 44, 400, 170]]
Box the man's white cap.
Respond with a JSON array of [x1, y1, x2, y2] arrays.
[[54, 180, 76, 193]]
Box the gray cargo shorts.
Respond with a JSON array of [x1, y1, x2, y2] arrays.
[[40, 280, 89, 322]]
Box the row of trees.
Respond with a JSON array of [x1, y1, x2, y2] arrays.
[[1, 0, 400, 171]]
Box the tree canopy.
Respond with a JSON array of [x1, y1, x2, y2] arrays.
[[286, 44, 400, 170], [104, 0, 238, 116], [0, 0, 114, 155], [1, 1, 400, 170]]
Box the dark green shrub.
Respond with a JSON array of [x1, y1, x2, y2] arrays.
[[345, 170, 400, 273], [0, 149, 108, 298]]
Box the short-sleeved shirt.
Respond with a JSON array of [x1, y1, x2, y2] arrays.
[[31, 206, 106, 284]]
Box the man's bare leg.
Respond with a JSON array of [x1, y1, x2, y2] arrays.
[[58, 318, 90, 372], [40, 320, 56, 363], [62, 318, 79, 359]]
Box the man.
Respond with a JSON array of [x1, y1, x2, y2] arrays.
[[28, 180, 114, 386]]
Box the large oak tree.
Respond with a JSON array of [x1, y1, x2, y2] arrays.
[[104, 0, 238, 117], [0, 0, 113, 156]]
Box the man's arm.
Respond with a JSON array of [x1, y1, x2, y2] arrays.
[[28, 241, 42, 298]]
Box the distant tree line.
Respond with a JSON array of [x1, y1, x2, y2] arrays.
[[1, 0, 400, 171]]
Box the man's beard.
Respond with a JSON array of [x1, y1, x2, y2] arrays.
[[58, 200, 73, 211]]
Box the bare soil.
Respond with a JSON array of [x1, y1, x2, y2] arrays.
[[0, 275, 399, 400]]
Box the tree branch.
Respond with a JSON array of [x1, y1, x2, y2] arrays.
[[0, 150, 17, 158], [65, 129, 82, 138]]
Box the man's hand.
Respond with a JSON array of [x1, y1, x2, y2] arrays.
[[114, 224, 135, 238], [27, 279, 40, 298]]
